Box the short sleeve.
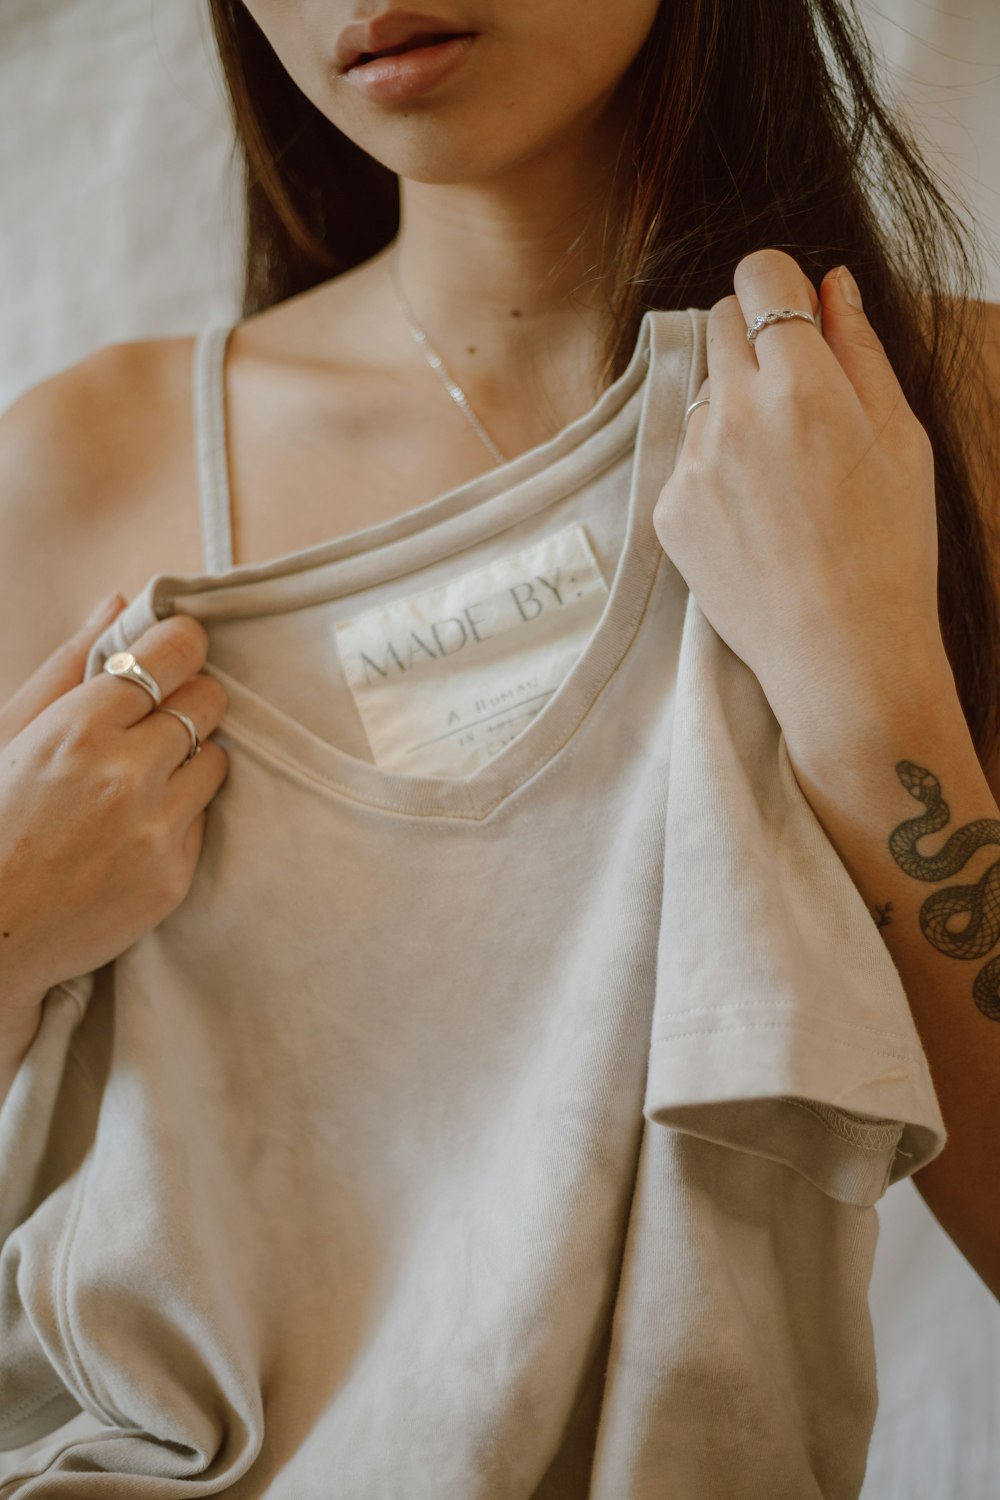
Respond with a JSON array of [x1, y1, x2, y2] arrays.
[[643, 589, 947, 1208]]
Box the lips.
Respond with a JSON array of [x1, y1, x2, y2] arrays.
[[353, 33, 464, 66], [334, 12, 475, 74]]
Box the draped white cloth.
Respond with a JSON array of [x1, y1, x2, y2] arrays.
[[0, 1, 997, 1492], [0, 0, 241, 414]]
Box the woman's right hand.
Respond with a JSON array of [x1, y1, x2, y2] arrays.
[[0, 595, 230, 1026]]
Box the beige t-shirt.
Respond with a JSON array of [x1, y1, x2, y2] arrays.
[[0, 305, 945, 1498]]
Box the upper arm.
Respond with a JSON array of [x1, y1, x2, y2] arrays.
[[946, 292, 1000, 463], [0, 340, 170, 706], [944, 298, 1000, 799]]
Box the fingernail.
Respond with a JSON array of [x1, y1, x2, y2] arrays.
[[84, 592, 123, 627], [837, 265, 863, 309]]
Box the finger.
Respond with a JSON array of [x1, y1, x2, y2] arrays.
[[702, 294, 758, 409], [732, 247, 832, 379], [816, 265, 913, 437], [82, 613, 212, 729], [681, 374, 712, 448], [133, 673, 229, 777], [180, 807, 208, 871], [0, 594, 126, 740], [163, 735, 230, 819]]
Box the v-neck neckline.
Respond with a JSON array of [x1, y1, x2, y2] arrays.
[[99, 307, 701, 820]]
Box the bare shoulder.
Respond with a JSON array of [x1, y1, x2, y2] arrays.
[[949, 296, 1000, 546], [936, 296, 1000, 791], [973, 295, 1000, 369], [0, 334, 205, 705], [940, 293, 1000, 411]]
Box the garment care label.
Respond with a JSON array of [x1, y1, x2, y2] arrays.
[[333, 522, 610, 777]]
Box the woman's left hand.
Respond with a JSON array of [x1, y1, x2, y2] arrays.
[[652, 248, 948, 746]]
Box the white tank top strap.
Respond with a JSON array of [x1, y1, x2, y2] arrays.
[[192, 318, 237, 573]]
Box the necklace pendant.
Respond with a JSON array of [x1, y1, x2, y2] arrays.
[[389, 243, 508, 467]]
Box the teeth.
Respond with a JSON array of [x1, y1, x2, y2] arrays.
[[357, 33, 457, 64]]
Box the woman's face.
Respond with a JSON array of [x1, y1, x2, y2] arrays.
[[238, 2, 662, 185]]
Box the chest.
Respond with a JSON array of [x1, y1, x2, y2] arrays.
[[204, 310, 620, 574], [222, 384, 504, 572], [137, 369, 506, 587]]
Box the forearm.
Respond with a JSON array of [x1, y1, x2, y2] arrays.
[[782, 658, 1000, 1299]]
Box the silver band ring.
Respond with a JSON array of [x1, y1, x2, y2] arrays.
[[746, 307, 818, 346], [683, 396, 712, 426], [156, 707, 201, 765], [103, 651, 162, 708]]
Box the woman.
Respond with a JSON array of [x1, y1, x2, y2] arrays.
[[0, 1, 998, 1494]]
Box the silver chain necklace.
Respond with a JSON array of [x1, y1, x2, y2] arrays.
[[389, 242, 508, 467]]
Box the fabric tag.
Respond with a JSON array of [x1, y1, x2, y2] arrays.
[[333, 522, 610, 777]]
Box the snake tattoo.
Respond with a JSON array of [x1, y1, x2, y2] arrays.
[[888, 759, 1000, 1023]]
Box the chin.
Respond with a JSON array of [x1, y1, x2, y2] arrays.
[[338, 122, 533, 188]]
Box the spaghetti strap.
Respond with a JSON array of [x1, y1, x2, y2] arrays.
[[192, 319, 237, 573]]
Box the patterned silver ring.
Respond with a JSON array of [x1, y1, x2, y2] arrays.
[[102, 651, 162, 708], [683, 396, 712, 427], [745, 307, 818, 347], [156, 707, 201, 766]]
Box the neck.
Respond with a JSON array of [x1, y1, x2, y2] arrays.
[[367, 106, 629, 432]]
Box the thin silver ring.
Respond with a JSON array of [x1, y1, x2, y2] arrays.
[[103, 651, 162, 708], [683, 396, 712, 426], [156, 707, 201, 766], [746, 307, 818, 346]]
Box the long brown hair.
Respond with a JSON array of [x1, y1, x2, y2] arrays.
[[207, 0, 1000, 767]]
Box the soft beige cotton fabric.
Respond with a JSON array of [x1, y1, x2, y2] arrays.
[[0, 306, 946, 1497]]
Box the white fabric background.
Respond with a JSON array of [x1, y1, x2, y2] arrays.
[[0, 0, 241, 413], [0, 0, 998, 1491]]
